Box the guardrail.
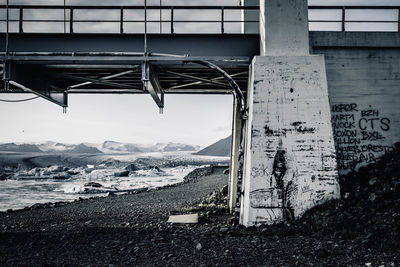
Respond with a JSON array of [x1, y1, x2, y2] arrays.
[[0, 5, 399, 34], [309, 6, 400, 32], [0, 5, 259, 34]]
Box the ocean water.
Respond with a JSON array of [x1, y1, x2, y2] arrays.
[[0, 166, 195, 212]]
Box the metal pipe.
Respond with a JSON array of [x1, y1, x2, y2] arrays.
[[187, 60, 246, 117], [5, 0, 9, 55], [144, 0, 147, 53], [187, 59, 247, 225]]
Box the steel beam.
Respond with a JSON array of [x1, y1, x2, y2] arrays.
[[3, 62, 67, 107], [162, 70, 231, 88], [0, 33, 259, 58], [51, 72, 141, 90], [67, 69, 139, 89], [142, 62, 164, 110], [167, 71, 247, 90]]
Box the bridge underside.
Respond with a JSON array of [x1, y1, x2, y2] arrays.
[[0, 34, 258, 108]]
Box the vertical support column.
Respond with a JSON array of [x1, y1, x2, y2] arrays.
[[259, 0, 309, 56], [228, 96, 242, 214], [240, 0, 340, 226]]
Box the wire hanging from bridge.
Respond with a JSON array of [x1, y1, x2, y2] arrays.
[[0, 96, 40, 102]]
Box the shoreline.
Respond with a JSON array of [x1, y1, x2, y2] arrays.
[[1, 165, 220, 214], [0, 166, 398, 266]]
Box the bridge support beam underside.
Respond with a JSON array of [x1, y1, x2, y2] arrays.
[[239, 0, 340, 226]]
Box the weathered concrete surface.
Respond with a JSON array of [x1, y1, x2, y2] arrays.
[[240, 56, 340, 226], [310, 32, 400, 49], [313, 47, 400, 174], [260, 0, 309, 56]]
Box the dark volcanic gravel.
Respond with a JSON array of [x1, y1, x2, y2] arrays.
[[0, 166, 399, 266]]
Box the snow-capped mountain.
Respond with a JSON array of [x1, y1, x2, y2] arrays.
[[101, 141, 200, 153], [0, 141, 200, 154]]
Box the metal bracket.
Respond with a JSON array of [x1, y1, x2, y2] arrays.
[[142, 61, 164, 113], [3, 62, 68, 108]]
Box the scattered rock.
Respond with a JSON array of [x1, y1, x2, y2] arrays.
[[196, 243, 202, 251], [84, 182, 103, 188], [368, 193, 377, 202], [48, 165, 64, 173], [0, 173, 10, 180], [314, 246, 329, 258], [220, 185, 228, 195], [67, 170, 80, 175], [114, 170, 130, 177], [53, 172, 71, 180], [369, 177, 379, 186], [124, 163, 139, 171]]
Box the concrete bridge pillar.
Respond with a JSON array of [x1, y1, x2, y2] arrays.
[[240, 0, 340, 226]]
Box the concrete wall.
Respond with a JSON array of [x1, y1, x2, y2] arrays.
[[311, 32, 400, 174]]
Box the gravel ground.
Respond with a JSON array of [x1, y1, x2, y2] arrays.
[[0, 166, 399, 266]]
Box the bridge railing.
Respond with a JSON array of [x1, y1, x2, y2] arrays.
[[309, 6, 400, 32], [0, 5, 400, 34], [0, 5, 259, 34]]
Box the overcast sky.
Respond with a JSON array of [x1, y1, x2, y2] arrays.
[[1, 0, 399, 146]]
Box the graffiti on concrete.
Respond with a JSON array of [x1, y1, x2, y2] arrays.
[[331, 103, 393, 172], [249, 141, 296, 222]]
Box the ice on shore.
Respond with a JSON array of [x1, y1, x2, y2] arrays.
[[131, 167, 169, 177], [0, 151, 221, 211]]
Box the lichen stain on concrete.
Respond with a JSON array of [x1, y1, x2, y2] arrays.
[[295, 126, 316, 134], [264, 125, 274, 136], [291, 121, 304, 127]]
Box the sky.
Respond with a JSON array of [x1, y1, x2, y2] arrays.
[[1, 0, 399, 146]]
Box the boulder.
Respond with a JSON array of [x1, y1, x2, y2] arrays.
[[27, 167, 41, 176], [114, 170, 130, 177], [49, 165, 64, 173], [0, 173, 9, 180], [53, 172, 71, 180], [84, 182, 103, 188], [148, 166, 161, 172], [67, 169, 81, 175], [124, 163, 139, 171], [40, 169, 52, 176]]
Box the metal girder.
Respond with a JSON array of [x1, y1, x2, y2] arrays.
[[142, 61, 164, 111], [162, 70, 231, 89], [0, 33, 259, 59], [3, 62, 67, 108], [51, 72, 142, 90], [168, 71, 247, 90], [67, 69, 139, 90]]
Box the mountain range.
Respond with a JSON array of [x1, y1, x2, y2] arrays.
[[0, 141, 201, 154], [194, 136, 232, 157]]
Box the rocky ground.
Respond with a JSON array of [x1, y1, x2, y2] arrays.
[[0, 156, 399, 266]]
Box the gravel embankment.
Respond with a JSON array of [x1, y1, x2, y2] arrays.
[[0, 166, 399, 266]]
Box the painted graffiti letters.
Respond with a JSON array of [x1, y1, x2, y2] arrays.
[[331, 103, 392, 172], [251, 164, 269, 178]]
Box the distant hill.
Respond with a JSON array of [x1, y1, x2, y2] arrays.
[[101, 141, 142, 153], [36, 141, 75, 152], [160, 143, 199, 152], [101, 141, 199, 153], [67, 144, 103, 154], [1, 140, 199, 154], [194, 136, 231, 157], [0, 143, 42, 153]]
